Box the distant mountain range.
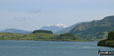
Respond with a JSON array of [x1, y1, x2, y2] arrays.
[[0, 24, 66, 34], [0, 29, 31, 34], [40, 15, 114, 40], [59, 15, 114, 40], [1, 15, 114, 40], [40, 24, 66, 33]]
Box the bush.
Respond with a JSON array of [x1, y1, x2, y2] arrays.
[[32, 30, 53, 34], [98, 31, 114, 47], [108, 31, 114, 40]]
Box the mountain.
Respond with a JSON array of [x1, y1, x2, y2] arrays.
[[56, 22, 86, 34], [60, 15, 114, 40], [0, 28, 31, 34], [40, 24, 66, 33]]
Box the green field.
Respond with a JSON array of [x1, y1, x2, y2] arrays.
[[0, 32, 83, 41]]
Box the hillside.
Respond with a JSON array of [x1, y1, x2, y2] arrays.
[[56, 22, 86, 34], [68, 15, 114, 40]]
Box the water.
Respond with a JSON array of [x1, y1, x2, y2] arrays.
[[0, 40, 113, 56]]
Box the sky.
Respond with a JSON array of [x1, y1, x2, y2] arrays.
[[0, 0, 114, 31]]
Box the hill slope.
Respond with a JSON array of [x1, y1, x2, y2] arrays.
[[56, 22, 86, 34], [68, 15, 114, 40]]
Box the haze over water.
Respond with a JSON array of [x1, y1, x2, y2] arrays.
[[0, 40, 113, 56]]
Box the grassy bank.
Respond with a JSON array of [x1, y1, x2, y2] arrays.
[[0, 32, 85, 41]]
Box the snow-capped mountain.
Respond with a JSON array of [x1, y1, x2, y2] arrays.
[[40, 24, 67, 33]]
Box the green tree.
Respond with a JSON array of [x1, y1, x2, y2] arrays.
[[98, 31, 114, 47], [32, 30, 53, 34], [108, 31, 114, 40]]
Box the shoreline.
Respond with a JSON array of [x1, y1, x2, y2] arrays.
[[0, 39, 90, 42]]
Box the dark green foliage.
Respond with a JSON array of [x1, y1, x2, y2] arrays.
[[98, 40, 106, 46], [98, 40, 114, 47], [98, 31, 114, 47], [108, 31, 114, 40], [32, 30, 53, 34]]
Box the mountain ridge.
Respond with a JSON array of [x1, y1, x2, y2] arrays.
[[68, 15, 114, 40], [0, 28, 31, 34]]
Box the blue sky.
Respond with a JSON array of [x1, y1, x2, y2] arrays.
[[0, 0, 114, 31]]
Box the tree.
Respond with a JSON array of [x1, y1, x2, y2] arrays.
[[32, 30, 53, 34], [108, 31, 114, 40], [97, 31, 114, 47]]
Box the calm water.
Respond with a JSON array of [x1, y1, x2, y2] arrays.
[[0, 40, 113, 56]]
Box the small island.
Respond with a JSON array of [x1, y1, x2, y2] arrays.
[[98, 31, 114, 47]]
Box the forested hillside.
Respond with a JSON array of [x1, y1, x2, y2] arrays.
[[68, 16, 114, 40]]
